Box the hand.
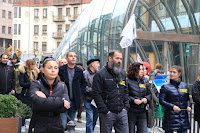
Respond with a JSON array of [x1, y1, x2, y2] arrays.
[[187, 107, 191, 112], [64, 100, 70, 109], [134, 99, 142, 105], [11, 90, 15, 95], [35, 91, 46, 98], [141, 98, 147, 104], [173, 105, 181, 112]]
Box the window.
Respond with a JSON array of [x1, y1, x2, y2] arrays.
[[159, 3, 163, 10], [19, 7, 21, 18], [34, 0, 39, 3], [42, 25, 47, 35], [34, 9, 39, 18], [14, 7, 17, 18], [43, 8, 47, 18], [43, 0, 48, 3], [58, 8, 62, 16], [18, 40, 20, 49], [2, 26, 5, 34], [14, 40, 17, 49], [18, 24, 21, 35], [8, 27, 11, 34], [34, 25, 39, 35], [58, 25, 62, 33], [14, 24, 17, 35], [8, 11, 12, 19], [66, 24, 70, 32], [42, 42, 47, 51], [34, 42, 38, 51], [74, 7, 78, 16], [57, 42, 60, 48], [2, 10, 6, 18], [66, 8, 70, 16]]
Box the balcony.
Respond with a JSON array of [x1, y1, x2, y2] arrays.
[[53, 0, 65, 5], [68, 14, 79, 21], [52, 32, 64, 39], [53, 16, 65, 22], [69, 0, 82, 5]]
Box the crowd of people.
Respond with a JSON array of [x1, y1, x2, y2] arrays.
[[0, 49, 200, 133]]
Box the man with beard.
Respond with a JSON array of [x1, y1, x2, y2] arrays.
[[83, 58, 100, 133], [92, 50, 129, 133], [0, 54, 15, 95]]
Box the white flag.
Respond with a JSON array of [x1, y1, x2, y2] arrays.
[[120, 14, 137, 48], [136, 53, 142, 62]]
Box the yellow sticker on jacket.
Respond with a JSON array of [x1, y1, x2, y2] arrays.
[[119, 80, 126, 86], [139, 84, 146, 88], [180, 89, 188, 93]]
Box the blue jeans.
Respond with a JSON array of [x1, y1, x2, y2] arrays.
[[84, 99, 98, 133], [128, 111, 147, 133], [60, 100, 77, 130], [99, 109, 129, 133]]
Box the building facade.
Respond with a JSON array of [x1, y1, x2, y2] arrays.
[[13, 0, 91, 61], [54, 0, 200, 89], [0, 0, 13, 55]]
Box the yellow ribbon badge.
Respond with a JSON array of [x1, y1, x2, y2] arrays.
[[119, 80, 126, 86], [139, 84, 146, 88]]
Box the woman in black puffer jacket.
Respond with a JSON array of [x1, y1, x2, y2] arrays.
[[127, 62, 151, 133], [159, 65, 191, 133], [28, 58, 70, 133], [192, 73, 200, 128]]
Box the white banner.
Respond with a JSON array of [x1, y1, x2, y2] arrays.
[[120, 14, 137, 48]]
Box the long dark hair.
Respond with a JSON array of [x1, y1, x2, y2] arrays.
[[127, 62, 143, 80]]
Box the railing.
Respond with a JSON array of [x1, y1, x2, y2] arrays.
[[53, 16, 65, 22], [52, 32, 64, 39], [152, 102, 200, 133], [68, 14, 79, 21], [68, 0, 82, 5]]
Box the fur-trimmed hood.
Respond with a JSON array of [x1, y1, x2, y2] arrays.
[[19, 65, 39, 81]]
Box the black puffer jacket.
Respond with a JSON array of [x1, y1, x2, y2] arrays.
[[92, 64, 129, 114], [127, 77, 151, 113], [159, 79, 190, 131], [192, 79, 200, 121], [0, 62, 15, 94], [28, 74, 69, 133]]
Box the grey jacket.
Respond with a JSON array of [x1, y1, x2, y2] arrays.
[[83, 68, 95, 102]]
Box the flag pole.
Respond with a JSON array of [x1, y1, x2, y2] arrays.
[[124, 0, 138, 70]]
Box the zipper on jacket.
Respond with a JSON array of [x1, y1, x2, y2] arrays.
[[4, 66, 8, 92], [50, 84, 53, 95]]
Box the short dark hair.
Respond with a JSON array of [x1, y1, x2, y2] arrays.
[[66, 51, 75, 58], [0, 54, 8, 58], [108, 50, 122, 58], [171, 65, 182, 73], [43, 58, 56, 67], [127, 62, 143, 80]]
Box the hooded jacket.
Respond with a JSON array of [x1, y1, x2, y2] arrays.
[[0, 62, 15, 94], [28, 74, 69, 133], [192, 79, 200, 121]]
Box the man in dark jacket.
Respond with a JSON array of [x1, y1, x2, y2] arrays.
[[59, 51, 87, 130], [92, 50, 129, 133], [0, 54, 15, 95]]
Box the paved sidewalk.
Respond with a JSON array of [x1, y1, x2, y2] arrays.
[[23, 112, 164, 133]]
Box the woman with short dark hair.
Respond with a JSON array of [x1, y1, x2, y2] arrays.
[[159, 65, 191, 133], [127, 62, 151, 133]]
